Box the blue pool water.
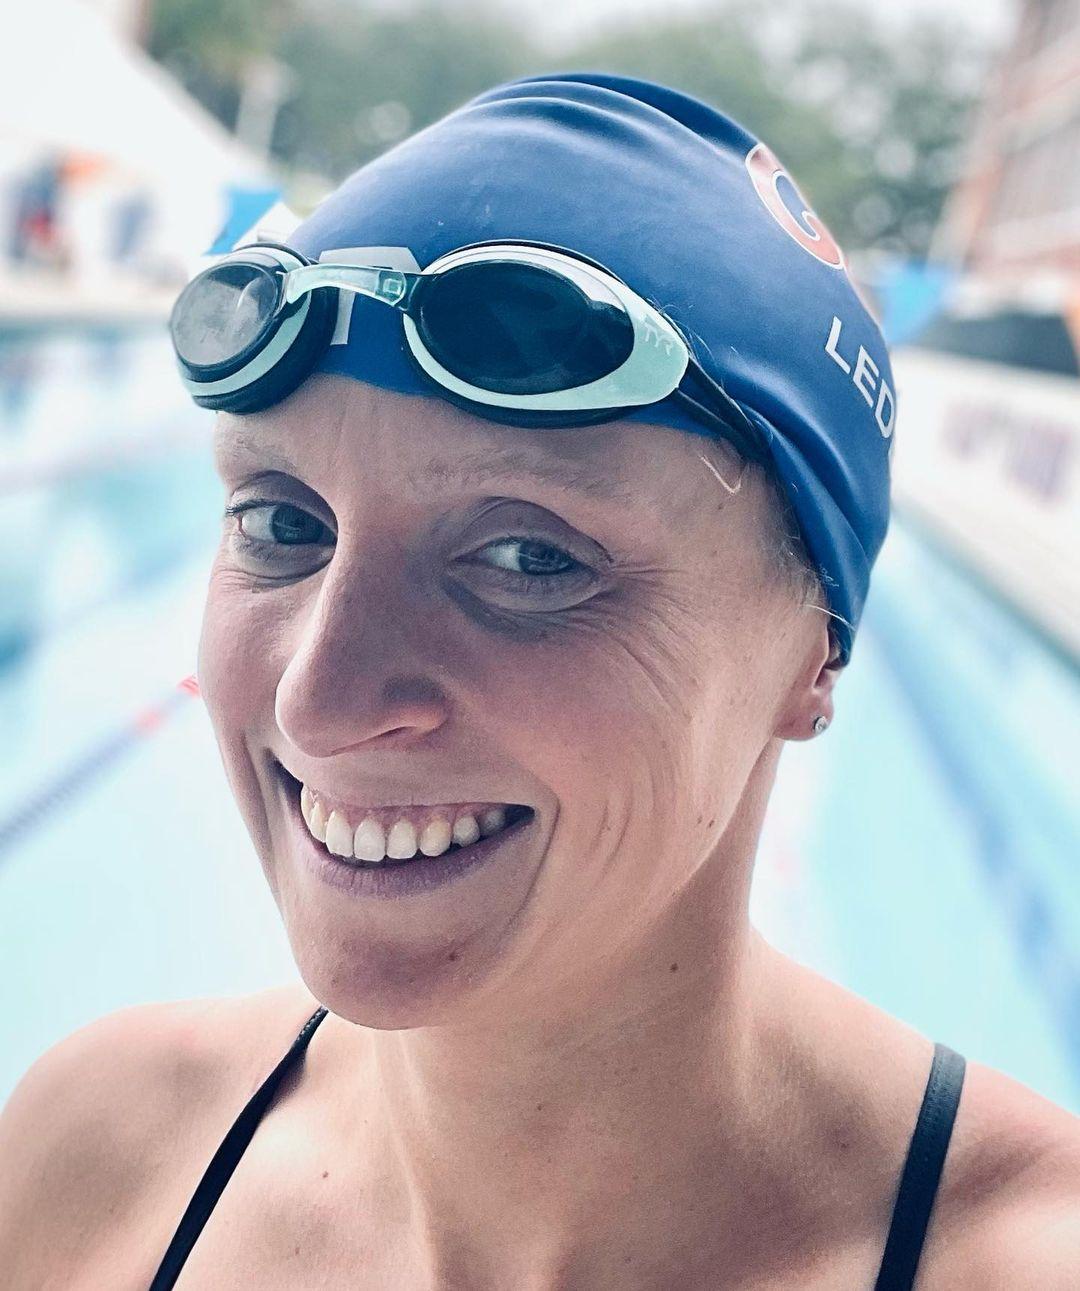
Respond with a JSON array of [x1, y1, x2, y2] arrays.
[[2, 327, 1077, 1113]]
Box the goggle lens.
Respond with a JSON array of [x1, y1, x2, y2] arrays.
[[415, 259, 636, 395], [170, 261, 281, 371]]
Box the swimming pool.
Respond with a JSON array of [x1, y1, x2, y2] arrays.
[[2, 327, 1077, 1112]]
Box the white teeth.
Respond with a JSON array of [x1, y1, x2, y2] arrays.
[[418, 818, 453, 857], [479, 807, 507, 837], [386, 819, 419, 859], [452, 813, 481, 847], [353, 817, 386, 863], [308, 799, 328, 844], [296, 780, 520, 865], [325, 810, 354, 857]]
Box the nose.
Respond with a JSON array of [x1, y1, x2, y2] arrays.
[[273, 556, 452, 758]]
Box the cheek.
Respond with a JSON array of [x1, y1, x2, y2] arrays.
[[465, 599, 708, 844], [196, 561, 293, 743], [683, 620, 785, 826], [538, 586, 773, 855]]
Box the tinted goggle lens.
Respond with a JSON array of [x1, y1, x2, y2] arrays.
[[170, 261, 282, 372], [414, 259, 636, 395]]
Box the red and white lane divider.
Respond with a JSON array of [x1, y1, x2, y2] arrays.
[[0, 674, 202, 861]]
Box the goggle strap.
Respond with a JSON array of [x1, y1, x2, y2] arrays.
[[669, 386, 770, 467], [679, 358, 771, 458]]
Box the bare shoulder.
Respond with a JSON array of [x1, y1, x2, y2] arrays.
[[961, 1057, 1078, 1204], [0, 982, 321, 1287], [777, 954, 1079, 1287], [918, 1058, 1080, 1289]]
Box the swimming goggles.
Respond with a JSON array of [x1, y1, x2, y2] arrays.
[[168, 238, 770, 464]]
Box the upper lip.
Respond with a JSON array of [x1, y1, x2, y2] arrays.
[[273, 757, 525, 811]]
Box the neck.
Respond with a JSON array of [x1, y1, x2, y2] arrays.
[[309, 762, 846, 1286]]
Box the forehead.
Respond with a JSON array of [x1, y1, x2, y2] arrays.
[[212, 376, 731, 517], [215, 426, 641, 506]]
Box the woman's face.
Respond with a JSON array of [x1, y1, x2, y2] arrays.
[[198, 374, 829, 1026]]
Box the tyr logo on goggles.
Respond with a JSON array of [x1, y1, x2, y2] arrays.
[[168, 239, 769, 463]]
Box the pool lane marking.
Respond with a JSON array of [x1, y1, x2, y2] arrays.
[[864, 593, 1080, 1098], [0, 675, 201, 862]]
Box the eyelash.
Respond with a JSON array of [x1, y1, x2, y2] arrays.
[[223, 499, 333, 567], [222, 499, 591, 593]]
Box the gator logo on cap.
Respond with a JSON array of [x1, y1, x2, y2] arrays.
[[745, 142, 845, 269]]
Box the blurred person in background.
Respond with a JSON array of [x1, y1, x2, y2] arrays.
[[1, 70, 1077, 1291], [6, 155, 68, 271]]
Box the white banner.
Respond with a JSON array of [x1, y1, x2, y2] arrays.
[[889, 347, 1079, 660]]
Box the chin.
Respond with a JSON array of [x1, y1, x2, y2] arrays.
[[286, 937, 503, 1030]]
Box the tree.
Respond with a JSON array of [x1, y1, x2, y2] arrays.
[[559, 0, 991, 257], [274, 2, 536, 179], [143, 0, 994, 256], [766, 1, 989, 254]]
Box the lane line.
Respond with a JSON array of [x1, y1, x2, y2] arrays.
[[0, 676, 200, 863]]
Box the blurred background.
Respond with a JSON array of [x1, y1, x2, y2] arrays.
[[1, 0, 1077, 1112]]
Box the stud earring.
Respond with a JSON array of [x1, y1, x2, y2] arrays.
[[812, 715, 829, 734]]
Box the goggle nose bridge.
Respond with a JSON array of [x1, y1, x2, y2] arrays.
[[281, 262, 416, 310]]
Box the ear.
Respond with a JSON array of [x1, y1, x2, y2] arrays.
[[773, 627, 843, 742]]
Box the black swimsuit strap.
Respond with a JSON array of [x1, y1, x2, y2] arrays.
[[873, 1042, 967, 1291], [147, 1012, 962, 1290], [147, 1006, 329, 1291]]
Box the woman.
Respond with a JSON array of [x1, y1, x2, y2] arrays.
[[2, 71, 1077, 1290]]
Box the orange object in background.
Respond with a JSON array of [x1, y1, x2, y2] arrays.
[[59, 151, 111, 183], [1064, 281, 1080, 362]]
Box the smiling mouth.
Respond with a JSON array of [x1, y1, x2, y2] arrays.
[[273, 760, 534, 868]]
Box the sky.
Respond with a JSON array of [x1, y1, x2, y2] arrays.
[[94, 0, 1020, 53], [510, 0, 1018, 51]]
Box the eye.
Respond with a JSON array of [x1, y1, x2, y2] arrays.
[[473, 537, 579, 577], [460, 536, 596, 600], [224, 499, 334, 563]]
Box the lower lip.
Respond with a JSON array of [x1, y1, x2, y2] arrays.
[[277, 766, 536, 900]]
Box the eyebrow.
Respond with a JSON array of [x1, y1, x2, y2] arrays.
[[215, 435, 639, 506], [407, 445, 638, 504], [215, 440, 298, 480]]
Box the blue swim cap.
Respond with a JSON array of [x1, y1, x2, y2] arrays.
[[288, 70, 896, 666]]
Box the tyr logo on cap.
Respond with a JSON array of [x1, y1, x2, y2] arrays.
[[745, 142, 845, 269]]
